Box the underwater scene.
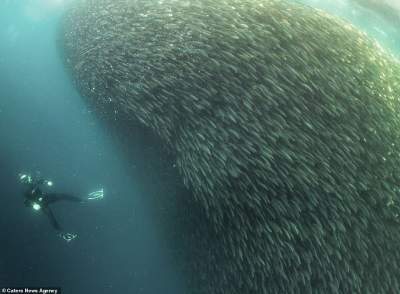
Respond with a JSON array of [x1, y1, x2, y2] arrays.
[[1, 0, 400, 293]]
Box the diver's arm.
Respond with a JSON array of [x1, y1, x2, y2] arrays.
[[42, 206, 62, 231], [35, 178, 46, 185], [42, 207, 77, 241], [33, 178, 53, 189]]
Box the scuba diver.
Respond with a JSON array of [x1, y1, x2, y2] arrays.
[[19, 172, 104, 242]]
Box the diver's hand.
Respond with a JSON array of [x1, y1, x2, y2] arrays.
[[58, 232, 78, 242]]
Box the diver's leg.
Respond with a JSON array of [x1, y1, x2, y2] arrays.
[[44, 193, 85, 204], [42, 206, 62, 231]]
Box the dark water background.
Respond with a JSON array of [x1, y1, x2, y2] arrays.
[[0, 1, 189, 293], [0, 0, 399, 293]]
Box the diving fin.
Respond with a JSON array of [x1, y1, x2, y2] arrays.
[[88, 188, 104, 200]]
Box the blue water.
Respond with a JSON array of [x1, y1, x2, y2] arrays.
[[0, 1, 186, 293], [294, 0, 400, 56], [0, 0, 399, 293]]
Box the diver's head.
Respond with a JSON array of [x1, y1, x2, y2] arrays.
[[18, 173, 32, 184]]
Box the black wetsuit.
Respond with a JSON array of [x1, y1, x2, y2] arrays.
[[23, 178, 83, 232]]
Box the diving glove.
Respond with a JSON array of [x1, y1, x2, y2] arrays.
[[58, 232, 78, 242]]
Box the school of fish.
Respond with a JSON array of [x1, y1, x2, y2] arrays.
[[61, 0, 400, 293]]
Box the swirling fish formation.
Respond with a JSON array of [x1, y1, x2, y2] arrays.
[[61, 0, 400, 293]]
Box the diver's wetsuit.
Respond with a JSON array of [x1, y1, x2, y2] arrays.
[[23, 178, 84, 232]]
